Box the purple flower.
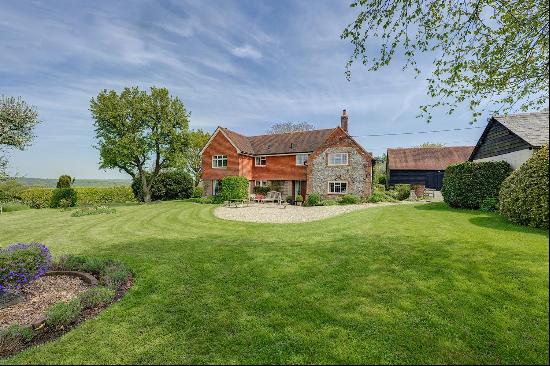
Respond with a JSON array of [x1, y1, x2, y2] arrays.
[[0, 243, 51, 293]]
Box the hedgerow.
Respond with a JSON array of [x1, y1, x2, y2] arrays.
[[20, 186, 135, 208]]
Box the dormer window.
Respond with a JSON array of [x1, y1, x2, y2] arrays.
[[255, 156, 267, 166]]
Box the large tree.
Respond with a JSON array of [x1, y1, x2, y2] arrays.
[[267, 122, 315, 134], [0, 95, 40, 179], [90, 87, 190, 202], [178, 129, 210, 186], [341, 0, 549, 122]]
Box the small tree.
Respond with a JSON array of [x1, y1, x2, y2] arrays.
[[0, 96, 40, 179], [178, 129, 210, 186], [56, 175, 74, 188], [90, 87, 190, 202], [267, 122, 314, 134]]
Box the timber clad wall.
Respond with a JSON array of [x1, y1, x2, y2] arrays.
[[471, 121, 531, 160]]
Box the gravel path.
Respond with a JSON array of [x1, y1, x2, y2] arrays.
[[0, 275, 90, 329], [215, 201, 417, 224]]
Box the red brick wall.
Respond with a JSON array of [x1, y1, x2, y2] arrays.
[[202, 132, 240, 180], [252, 155, 307, 181]]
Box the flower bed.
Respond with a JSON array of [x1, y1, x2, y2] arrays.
[[0, 253, 132, 358]]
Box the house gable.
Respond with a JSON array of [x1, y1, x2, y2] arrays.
[[201, 129, 241, 180]]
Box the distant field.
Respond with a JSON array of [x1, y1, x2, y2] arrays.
[[16, 177, 132, 188]]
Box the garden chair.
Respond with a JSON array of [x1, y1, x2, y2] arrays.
[[262, 191, 282, 204]]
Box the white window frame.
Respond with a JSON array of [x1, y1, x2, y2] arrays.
[[296, 153, 309, 166], [212, 155, 227, 168], [255, 180, 268, 187], [328, 181, 348, 194], [255, 156, 267, 166], [327, 153, 349, 166]]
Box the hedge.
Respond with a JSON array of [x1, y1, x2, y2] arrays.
[[76, 187, 135, 205], [442, 161, 512, 209], [50, 188, 77, 208], [499, 145, 549, 229], [21, 187, 135, 208], [220, 176, 249, 201]]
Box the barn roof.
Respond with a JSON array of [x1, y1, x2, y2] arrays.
[[492, 109, 549, 147], [388, 146, 474, 170]]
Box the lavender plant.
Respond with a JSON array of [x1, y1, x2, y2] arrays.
[[0, 243, 51, 293]]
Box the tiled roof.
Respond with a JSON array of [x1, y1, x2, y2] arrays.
[[388, 146, 475, 170], [220, 127, 336, 155], [493, 109, 549, 147]]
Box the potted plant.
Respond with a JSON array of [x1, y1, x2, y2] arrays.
[[295, 194, 303, 206]]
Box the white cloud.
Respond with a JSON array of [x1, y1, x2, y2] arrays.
[[231, 45, 262, 60]]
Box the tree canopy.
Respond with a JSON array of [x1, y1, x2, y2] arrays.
[[90, 87, 190, 202], [267, 122, 315, 134], [0, 95, 40, 179], [177, 129, 210, 185], [341, 0, 549, 122]]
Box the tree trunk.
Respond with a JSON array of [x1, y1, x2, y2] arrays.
[[140, 173, 151, 203]]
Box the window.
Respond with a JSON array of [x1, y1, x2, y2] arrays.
[[255, 180, 268, 187], [212, 180, 221, 195], [255, 156, 267, 166], [328, 153, 348, 166], [328, 181, 348, 194], [296, 153, 309, 166], [212, 155, 227, 168]]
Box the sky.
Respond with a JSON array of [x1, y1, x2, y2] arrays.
[[1, 0, 489, 179]]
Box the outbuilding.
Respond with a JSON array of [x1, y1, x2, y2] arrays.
[[386, 146, 474, 190], [469, 108, 549, 169]]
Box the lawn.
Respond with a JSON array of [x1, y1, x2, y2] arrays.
[[0, 202, 548, 364]]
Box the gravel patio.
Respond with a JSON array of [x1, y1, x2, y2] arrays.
[[214, 201, 418, 223]]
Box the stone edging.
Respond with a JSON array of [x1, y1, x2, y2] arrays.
[[44, 270, 99, 287]]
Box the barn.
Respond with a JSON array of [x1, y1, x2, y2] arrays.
[[386, 146, 474, 190], [469, 108, 549, 169]]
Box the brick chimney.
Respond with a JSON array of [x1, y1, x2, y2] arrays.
[[340, 109, 348, 132]]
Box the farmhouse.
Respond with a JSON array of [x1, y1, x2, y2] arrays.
[[200, 110, 374, 199], [386, 146, 474, 190], [469, 108, 549, 169]]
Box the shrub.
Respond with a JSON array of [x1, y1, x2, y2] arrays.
[[75, 187, 135, 206], [321, 199, 338, 206], [50, 188, 77, 208], [0, 325, 33, 353], [78, 286, 116, 309], [253, 185, 270, 195], [295, 194, 304, 202], [220, 176, 249, 201], [0, 202, 30, 213], [132, 170, 194, 202], [53, 255, 132, 288], [393, 184, 412, 201], [480, 197, 499, 212], [306, 193, 321, 206], [499, 145, 549, 228], [192, 186, 204, 198], [71, 206, 116, 217], [0, 243, 51, 292], [20, 188, 53, 208], [45, 299, 82, 327], [0, 179, 25, 202], [339, 194, 361, 204], [56, 175, 73, 188], [442, 161, 512, 209], [374, 184, 386, 192], [376, 175, 387, 185], [368, 191, 397, 203]]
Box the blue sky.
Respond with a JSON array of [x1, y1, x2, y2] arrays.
[[2, 0, 487, 179]]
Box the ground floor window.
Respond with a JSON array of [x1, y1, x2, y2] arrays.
[[328, 181, 347, 194], [212, 180, 222, 195], [255, 180, 269, 187]]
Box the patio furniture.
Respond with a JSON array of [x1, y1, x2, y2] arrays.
[[260, 191, 282, 204], [423, 188, 436, 198], [226, 198, 247, 208]]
